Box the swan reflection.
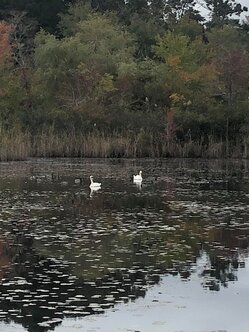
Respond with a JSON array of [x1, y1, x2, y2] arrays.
[[90, 187, 101, 198], [134, 181, 142, 190]]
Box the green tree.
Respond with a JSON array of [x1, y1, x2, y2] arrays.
[[0, 21, 25, 128], [58, 1, 92, 36], [173, 17, 205, 41], [0, 0, 73, 32], [34, 13, 136, 130], [154, 30, 218, 139], [204, 0, 248, 26], [128, 13, 166, 58], [91, 0, 125, 13], [207, 25, 249, 154], [165, 0, 204, 23]]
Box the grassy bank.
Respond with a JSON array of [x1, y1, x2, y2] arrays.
[[0, 128, 245, 161]]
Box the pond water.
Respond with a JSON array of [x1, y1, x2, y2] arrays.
[[0, 158, 249, 332]]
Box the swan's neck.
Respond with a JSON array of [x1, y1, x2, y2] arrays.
[[90, 177, 93, 184]]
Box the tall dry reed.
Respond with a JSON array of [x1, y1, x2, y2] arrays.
[[0, 127, 31, 161], [32, 130, 139, 158], [0, 127, 246, 161]]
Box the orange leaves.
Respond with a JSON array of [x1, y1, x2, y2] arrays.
[[0, 22, 12, 97], [0, 21, 12, 65]]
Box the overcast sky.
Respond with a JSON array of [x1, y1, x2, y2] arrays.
[[237, 0, 249, 20], [196, 0, 249, 21]]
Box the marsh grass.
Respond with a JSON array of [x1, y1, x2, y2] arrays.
[[0, 128, 31, 161], [0, 127, 246, 161], [32, 130, 137, 158]]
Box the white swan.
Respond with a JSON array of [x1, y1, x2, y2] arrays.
[[89, 175, 101, 189], [90, 187, 101, 198], [133, 170, 142, 182], [134, 181, 142, 190]]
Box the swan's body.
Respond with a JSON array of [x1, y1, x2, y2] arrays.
[[89, 176, 101, 189], [134, 181, 142, 190], [133, 170, 142, 182], [90, 187, 100, 197]]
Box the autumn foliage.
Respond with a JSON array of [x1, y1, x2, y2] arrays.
[[0, 1, 248, 158], [0, 21, 12, 64]]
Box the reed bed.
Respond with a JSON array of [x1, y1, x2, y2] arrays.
[[0, 128, 31, 161], [32, 131, 138, 158], [31, 132, 249, 159], [0, 127, 247, 161]]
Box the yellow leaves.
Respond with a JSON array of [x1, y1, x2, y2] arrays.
[[156, 30, 219, 99], [169, 93, 186, 105], [77, 62, 92, 78], [95, 73, 116, 99], [118, 62, 137, 79], [169, 93, 193, 114], [178, 70, 192, 82], [192, 64, 217, 81], [168, 55, 181, 68], [172, 63, 217, 85]]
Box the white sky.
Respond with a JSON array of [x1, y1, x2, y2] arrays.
[[196, 0, 249, 22]]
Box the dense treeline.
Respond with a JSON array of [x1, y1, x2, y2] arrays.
[[0, 0, 248, 159]]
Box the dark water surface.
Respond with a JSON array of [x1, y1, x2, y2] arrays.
[[0, 158, 249, 332]]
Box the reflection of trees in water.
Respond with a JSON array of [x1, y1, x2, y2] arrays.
[[0, 232, 160, 332], [159, 221, 249, 291], [1, 161, 249, 330], [0, 222, 249, 331], [196, 250, 248, 291], [0, 239, 12, 279], [195, 224, 249, 291]]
